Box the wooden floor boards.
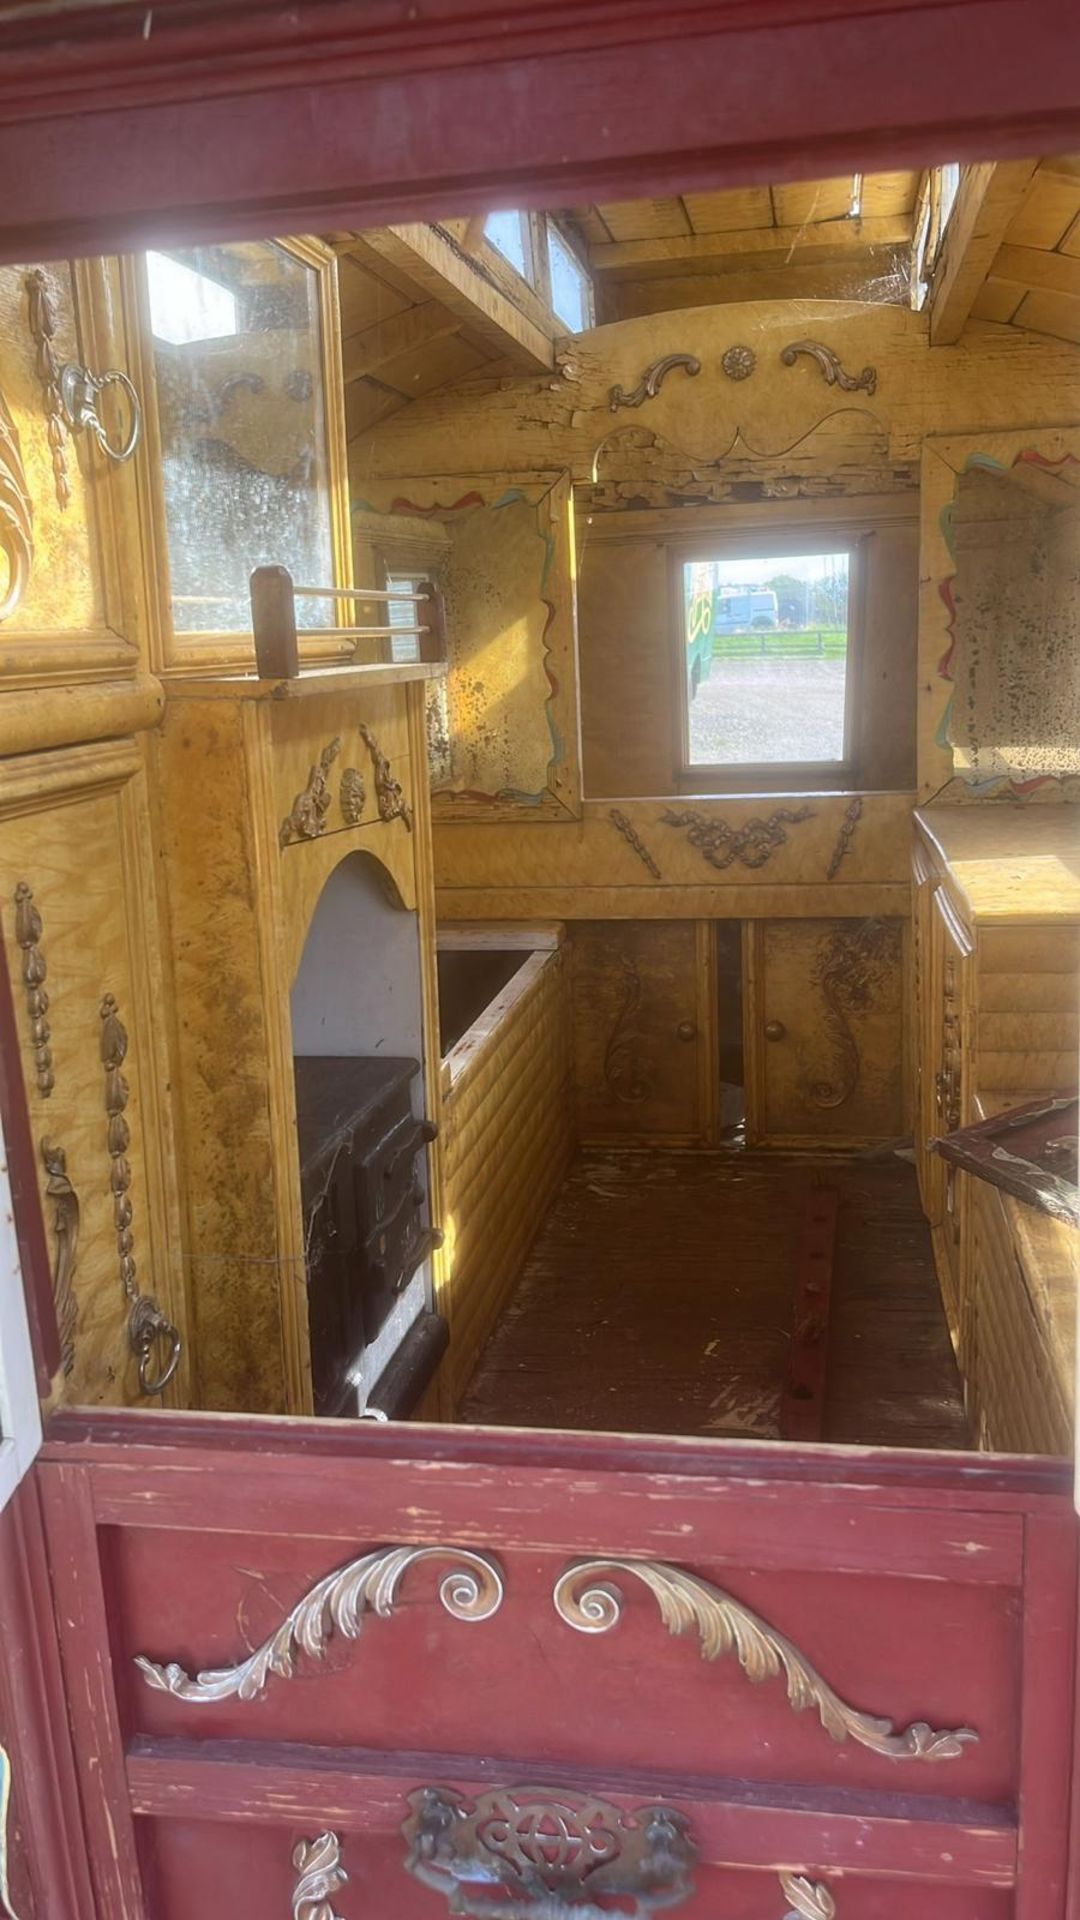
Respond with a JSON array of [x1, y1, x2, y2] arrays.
[[458, 1148, 970, 1449]]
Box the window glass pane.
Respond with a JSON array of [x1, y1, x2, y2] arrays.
[[682, 551, 851, 766], [147, 240, 334, 634], [484, 211, 532, 282], [547, 225, 591, 332]]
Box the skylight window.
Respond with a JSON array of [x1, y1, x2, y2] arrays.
[[146, 250, 238, 346], [484, 211, 534, 284], [547, 224, 593, 332]]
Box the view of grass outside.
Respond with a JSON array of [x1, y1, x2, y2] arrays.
[[683, 551, 851, 767]]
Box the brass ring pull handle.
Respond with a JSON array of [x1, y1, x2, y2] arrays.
[[129, 1294, 182, 1396], [764, 1018, 787, 1041], [60, 362, 142, 462]]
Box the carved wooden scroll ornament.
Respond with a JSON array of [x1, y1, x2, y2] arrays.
[[360, 722, 414, 830], [810, 918, 897, 1109], [292, 1833, 347, 1920], [280, 737, 341, 846], [661, 806, 814, 871], [779, 339, 877, 396], [609, 353, 701, 412]]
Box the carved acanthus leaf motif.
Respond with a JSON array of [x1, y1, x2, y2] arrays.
[[41, 1138, 79, 1376], [780, 1871, 837, 1920], [339, 765, 366, 826], [661, 806, 814, 872], [553, 1559, 977, 1762], [292, 1832, 347, 1920], [24, 269, 72, 510], [280, 737, 342, 847], [609, 353, 701, 412], [0, 393, 34, 623], [135, 1545, 505, 1703], [779, 339, 877, 396], [13, 882, 53, 1096], [360, 722, 414, 831], [810, 917, 898, 1109]]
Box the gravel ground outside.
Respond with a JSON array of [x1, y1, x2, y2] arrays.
[[688, 655, 847, 765]]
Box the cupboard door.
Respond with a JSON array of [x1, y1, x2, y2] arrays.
[[0, 742, 186, 1407], [748, 918, 906, 1146], [570, 921, 714, 1142]]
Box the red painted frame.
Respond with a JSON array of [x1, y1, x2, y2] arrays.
[[1, 0, 1079, 262]]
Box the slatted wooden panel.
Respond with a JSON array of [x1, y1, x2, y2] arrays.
[[971, 156, 1080, 344], [976, 926, 1080, 1094], [967, 1177, 1073, 1454], [439, 948, 573, 1409]]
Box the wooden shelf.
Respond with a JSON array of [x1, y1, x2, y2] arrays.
[[164, 661, 447, 702], [916, 803, 1080, 926]]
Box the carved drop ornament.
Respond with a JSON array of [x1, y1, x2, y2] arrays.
[[41, 1137, 79, 1377], [13, 882, 53, 1096], [24, 268, 72, 510], [339, 765, 366, 826], [608, 807, 661, 879], [99, 992, 182, 1395], [291, 1832, 347, 1920], [360, 722, 414, 831]]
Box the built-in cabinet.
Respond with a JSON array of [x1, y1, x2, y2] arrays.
[[913, 805, 1078, 1452]]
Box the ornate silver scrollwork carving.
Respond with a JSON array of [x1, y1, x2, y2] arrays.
[[553, 1560, 977, 1762], [13, 883, 52, 1096], [135, 1544, 505, 1703], [41, 1138, 78, 1377], [609, 354, 701, 413], [402, 1785, 697, 1920], [292, 1832, 347, 1920], [779, 340, 877, 397], [99, 993, 182, 1396]]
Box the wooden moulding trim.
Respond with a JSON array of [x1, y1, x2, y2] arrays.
[[0, 735, 141, 812], [433, 884, 912, 921], [0, 675, 163, 759], [123, 1746, 1018, 1886]]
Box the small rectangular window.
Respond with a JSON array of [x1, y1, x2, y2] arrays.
[[547, 224, 593, 332], [678, 544, 856, 776], [484, 211, 534, 284], [384, 572, 424, 664]]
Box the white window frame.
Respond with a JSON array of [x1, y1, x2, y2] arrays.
[[0, 1107, 43, 1514]]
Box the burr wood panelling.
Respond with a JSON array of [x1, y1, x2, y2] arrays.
[[0, 740, 186, 1406]]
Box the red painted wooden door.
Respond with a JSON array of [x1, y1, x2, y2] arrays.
[[35, 1409, 1076, 1919]]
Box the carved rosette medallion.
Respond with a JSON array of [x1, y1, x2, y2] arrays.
[[13, 882, 53, 1096], [280, 737, 342, 847], [403, 1785, 697, 1920], [554, 1559, 977, 1761], [661, 806, 814, 871], [809, 917, 899, 1109], [291, 1832, 347, 1920], [721, 344, 756, 380], [135, 1545, 505, 1702], [0, 392, 34, 623], [41, 1138, 79, 1376], [779, 339, 877, 396], [360, 722, 414, 831]]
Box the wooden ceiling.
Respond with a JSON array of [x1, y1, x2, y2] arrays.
[[967, 157, 1080, 346], [566, 172, 918, 320]]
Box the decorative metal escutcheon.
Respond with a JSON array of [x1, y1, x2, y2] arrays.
[[402, 1785, 697, 1919], [59, 361, 142, 462]]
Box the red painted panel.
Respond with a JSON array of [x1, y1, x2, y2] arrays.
[[34, 1412, 1077, 1915], [0, 0, 1078, 260]]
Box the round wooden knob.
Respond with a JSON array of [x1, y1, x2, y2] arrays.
[[764, 1019, 787, 1041], [675, 1019, 697, 1042]]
